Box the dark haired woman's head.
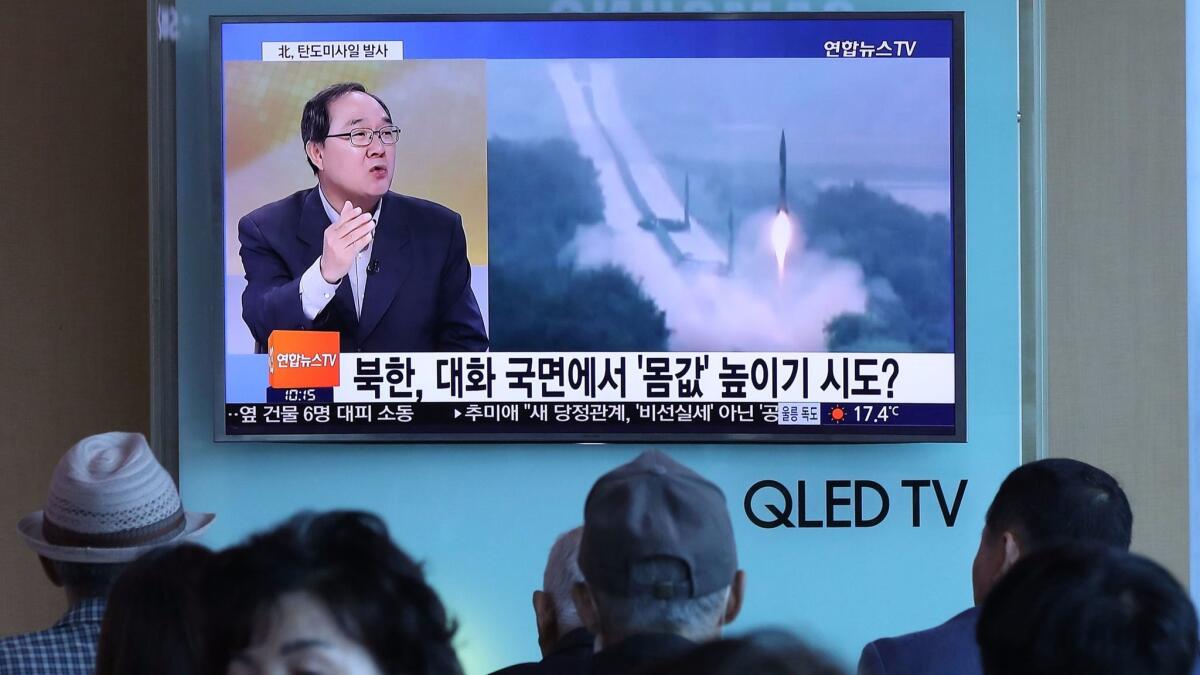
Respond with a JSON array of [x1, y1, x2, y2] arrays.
[[977, 543, 1199, 675], [205, 510, 462, 675], [638, 630, 845, 675], [95, 542, 214, 675]]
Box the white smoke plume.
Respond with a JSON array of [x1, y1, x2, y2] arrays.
[[569, 207, 867, 351]]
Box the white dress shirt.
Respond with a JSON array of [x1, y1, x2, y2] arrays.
[[298, 186, 380, 321]]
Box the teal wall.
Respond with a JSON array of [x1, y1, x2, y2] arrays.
[[174, 1, 1019, 671]]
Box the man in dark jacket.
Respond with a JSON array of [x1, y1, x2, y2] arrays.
[[491, 527, 593, 675], [858, 458, 1133, 675]]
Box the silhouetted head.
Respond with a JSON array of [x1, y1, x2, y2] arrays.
[[972, 458, 1131, 604], [977, 543, 1197, 675]]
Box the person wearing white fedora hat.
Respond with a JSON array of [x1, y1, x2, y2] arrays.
[[0, 431, 214, 675]]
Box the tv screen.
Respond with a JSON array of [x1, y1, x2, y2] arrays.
[[215, 12, 965, 442]]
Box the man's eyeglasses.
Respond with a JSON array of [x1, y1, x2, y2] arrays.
[[325, 125, 401, 147]]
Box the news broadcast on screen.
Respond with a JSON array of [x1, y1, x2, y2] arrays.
[[216, 13, 964, 442]]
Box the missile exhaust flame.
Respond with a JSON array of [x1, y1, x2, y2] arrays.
[[771, 210, 792, 280]]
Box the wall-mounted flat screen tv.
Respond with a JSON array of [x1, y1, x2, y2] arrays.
[[215, 12, 965, 442]]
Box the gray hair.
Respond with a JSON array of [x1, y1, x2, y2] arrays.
[[544, 527, 585, 631], [591, 558, 731, 642]]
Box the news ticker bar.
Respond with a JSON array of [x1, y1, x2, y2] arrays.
[[256, 351, 956, 405], [225, 401, 956, 436]]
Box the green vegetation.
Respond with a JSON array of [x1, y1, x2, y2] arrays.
[[806, 183, 954, 352], [487, 138, 669, 351]]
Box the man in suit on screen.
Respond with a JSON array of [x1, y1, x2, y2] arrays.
[[238, 82, 488, 353]]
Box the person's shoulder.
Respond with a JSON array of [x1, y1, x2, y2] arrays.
[[0, 626, 54, 654], [861, 608, 980, 675], [0, 625, 91, 671], [0, 630, 26, 664], [388, 192, 462, 226], [489, 662, 541, 675], [241, 188, 315, 226], [490, 661, 586, 675], [872, 606, 979, 649]]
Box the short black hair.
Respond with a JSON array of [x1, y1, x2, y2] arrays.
[[977, 544, 1199, 675], [50, 559, 126, 598], [640, 630, 846, 675], [95, 543, 213, 675], [204, 510, 462, 675], [985, 458, 1132, 551], [300, 82, 393, 174]]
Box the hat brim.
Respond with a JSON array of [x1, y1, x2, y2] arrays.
[[17, 511, 216, 563]]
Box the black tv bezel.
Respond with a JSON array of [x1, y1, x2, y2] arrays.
[[210, 11, 967, 444]]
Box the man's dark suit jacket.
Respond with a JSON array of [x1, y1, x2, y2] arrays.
[[858, 607, 981, 675], [860, 606, 1200, 675], [238, 187, 488, 353], [488, 632, 691, 675], [489, 627, 594, 675], [590, 633, 694, 675]]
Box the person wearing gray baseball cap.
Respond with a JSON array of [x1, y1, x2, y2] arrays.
[[0, 432, 214, 675], [569, 450, 746, 675]]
